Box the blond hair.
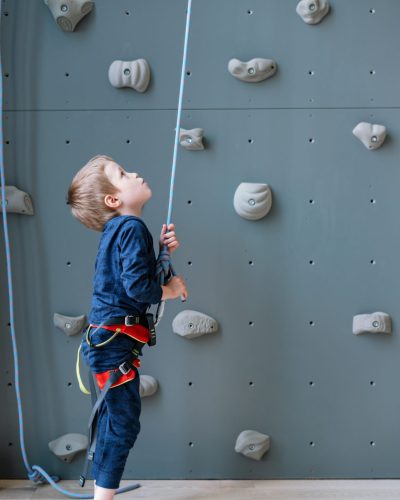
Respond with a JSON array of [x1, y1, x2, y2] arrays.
[[66, 154, 120, 232]]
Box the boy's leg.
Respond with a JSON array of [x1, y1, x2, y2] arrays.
[[94, 484, 116, 500], [93, 372, 142, 490]]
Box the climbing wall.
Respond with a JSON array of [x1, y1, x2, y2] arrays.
[[1, 0, 400, 480]]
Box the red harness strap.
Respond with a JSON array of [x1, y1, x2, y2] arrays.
[[90, 323, 150, 390]]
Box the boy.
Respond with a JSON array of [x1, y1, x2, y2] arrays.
[[67, 154, 188, 500]]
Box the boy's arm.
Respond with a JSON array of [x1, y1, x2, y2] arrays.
[[120, 222, 163, 304]]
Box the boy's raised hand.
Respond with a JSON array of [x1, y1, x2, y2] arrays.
[[159, 223, 180, 253]]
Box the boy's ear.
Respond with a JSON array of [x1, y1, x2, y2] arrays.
[[104, 194, 121, 209]]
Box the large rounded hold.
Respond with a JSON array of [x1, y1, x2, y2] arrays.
[[296, 0, 330, 24], [233, 183, 272, 221], [172, 310, 219, 339], [235, 430, 271, 461], [352, 122, 387, 150], [139, 375, 159, 398], [48, 433, 88, 463], [228, 58, 277, 83], [44, 0, 94, 32], [352, 312, 392, 335], [108, 59, 151, 93], [0, 186, 34, 215]]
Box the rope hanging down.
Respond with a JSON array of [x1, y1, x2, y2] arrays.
[[0, 0, 193, 497], [154, 0, 193, 326]]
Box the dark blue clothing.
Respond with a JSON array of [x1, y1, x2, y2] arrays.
[[88, 214, 163, 324], [81, 214, 164, 489]]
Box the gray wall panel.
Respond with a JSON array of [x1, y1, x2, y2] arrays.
[[1, 0, 400, 482]]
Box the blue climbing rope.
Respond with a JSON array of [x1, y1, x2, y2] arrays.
[[0, 0, 192, 497], [154, 0, 192, 323]]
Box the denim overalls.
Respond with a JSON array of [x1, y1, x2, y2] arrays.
[[81, 214, 164, 489]]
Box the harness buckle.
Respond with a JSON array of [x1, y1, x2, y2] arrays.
[[119, 361, 133, 375], [125, 315, 140, 326]]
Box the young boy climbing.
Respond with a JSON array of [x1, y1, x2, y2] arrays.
[[67, 154, 188, 500]]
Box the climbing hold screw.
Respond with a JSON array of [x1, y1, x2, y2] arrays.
[[65, 323, 71, 329], [248, 67, 255, 75], [60, 4, 68, 12], [188, 322, 194, 328], [371, 135, 378, 143], [249, 444, 255, 450], [309, 3, 316, 10], [66, 444, 71, 450], [248, 198, 256, 206], [372, 321, 380, 328], [123, 68, 131, 76]]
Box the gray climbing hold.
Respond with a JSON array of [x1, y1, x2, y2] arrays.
[[53, 313, 87, 337], [228, 58, 277, 83], [179, 128, 204, 150], [44, 0, 93, 32], [234, 183, 272, 221], [172, 310, 219, 339], [352, 122, 387, 150], [296, 0, 330, 25], [0, 186, 34, 215], [48, 433, 88, 463], [139, 375, 158, 398], [108, 59, 151, 93], [235, 430, 271, 461], [353, 312, 392, 335]]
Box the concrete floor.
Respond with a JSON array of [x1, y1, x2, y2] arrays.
[[1, 479, 400, 499]]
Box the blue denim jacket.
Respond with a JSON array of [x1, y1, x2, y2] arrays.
[[88, 214, 163, 324]]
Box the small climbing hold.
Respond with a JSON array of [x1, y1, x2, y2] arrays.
[[108, 59, 151, 93], [296, 0, 330, 24], [0, 185, 34, 215], [54, 313, 87, 337], [172, 310, 219, 339], [235, 430, 271, 461], [352, 122, 387, 150], [234, 183, 272, 220], [353, 312, 392, 335], [139, 374, 158, 398], [48, 433, 88, 463], [44, 0, 93, 32], [228, 58, 277, 83], [179, 128, 204, 150]]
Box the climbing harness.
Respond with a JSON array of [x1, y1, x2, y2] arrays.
[[78, 313, 156, 487], [1, 0, 193, 497]]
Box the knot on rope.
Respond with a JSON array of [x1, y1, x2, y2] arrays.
[[28, 469, 45, 483], [156, 246, 175, 286]]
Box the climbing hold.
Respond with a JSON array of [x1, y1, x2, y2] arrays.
[[353, 312, 392, 335], [44, 0, 93, 32], [234, 183, 272, 221], [139, 375, 158, 398], [54, 313, 87, 337], [228, 58, 277, 83], [0, 185, 34, 215], [296, 0, 330, 24], [108, 59, 151, 93], [172, 310, 219, 339], [48, 433, 88, 463], [179, 128, 204, 150], [235, 430, 271, 461], [352, 122, 387, 150]]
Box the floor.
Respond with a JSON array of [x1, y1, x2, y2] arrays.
[[1, 479, 400, 499]]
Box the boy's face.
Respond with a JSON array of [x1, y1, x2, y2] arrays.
[[103, 161, 152, 214]]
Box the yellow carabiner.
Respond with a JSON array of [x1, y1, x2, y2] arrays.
[[76, 343, 90, 395], [86, 324, 121, 347]]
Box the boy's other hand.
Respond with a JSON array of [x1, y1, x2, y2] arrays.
[[163, 275, 188, 301], [159, 223, 180, 253]]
